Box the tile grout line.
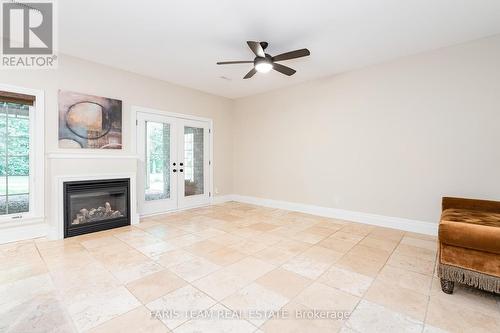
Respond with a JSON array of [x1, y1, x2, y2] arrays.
[[420, 249, 440, 332]]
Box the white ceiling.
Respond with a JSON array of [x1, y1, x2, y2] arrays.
[[59, 0, 500, 99]]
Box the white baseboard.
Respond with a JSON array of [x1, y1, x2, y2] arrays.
[[139, 198, 232, 219], [229, 194, 438, 236], [211, 195, 234, 205], [0, 222, 48, 244]]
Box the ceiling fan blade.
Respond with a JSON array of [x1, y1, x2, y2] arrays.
[[273, 63, 296, 76], [216, 61, 253, 65], [243, 68, 257, 79], [273, 48, 310, 62], [247, 41, 265, 58]]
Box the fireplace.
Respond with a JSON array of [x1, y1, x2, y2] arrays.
[[64, 178, 130, 238]]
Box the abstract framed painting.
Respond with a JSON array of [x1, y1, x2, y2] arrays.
[[58, 90, 122, 149]]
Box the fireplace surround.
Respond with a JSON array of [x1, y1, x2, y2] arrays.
[[63, 178, 130, 238]]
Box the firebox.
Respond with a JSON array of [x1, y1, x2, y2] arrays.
[[64, 178, 130, 238]]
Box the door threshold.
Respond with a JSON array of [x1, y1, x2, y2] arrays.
[[139, 202, 212, 219]]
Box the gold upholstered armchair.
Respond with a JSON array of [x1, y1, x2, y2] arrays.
[[438, 197, 500, 294]]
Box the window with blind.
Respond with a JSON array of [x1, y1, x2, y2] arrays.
[[0, 91, 35, 217]]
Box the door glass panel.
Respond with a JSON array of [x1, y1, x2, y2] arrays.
[[145, 121, 170, 201], [184, 126, 204, 196]]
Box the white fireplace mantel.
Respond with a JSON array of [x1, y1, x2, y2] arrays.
[[50, 172, 139, 240]]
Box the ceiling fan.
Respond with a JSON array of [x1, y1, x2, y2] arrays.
[[217, 41, 310, 79]]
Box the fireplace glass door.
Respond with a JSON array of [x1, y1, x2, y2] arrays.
[[69, 189, 127, 226]]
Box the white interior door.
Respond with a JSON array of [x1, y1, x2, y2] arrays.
[[177, 119, 211, 209], [137, 112, 178, 215], [137, 112, 211, 215]]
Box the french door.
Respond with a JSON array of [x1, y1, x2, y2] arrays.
[[137, 112, 211, 215]]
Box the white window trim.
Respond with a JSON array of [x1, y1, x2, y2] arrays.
[[0, 84, 44, 225]]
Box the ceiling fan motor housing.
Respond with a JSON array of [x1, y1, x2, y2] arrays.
[[254, 54, 273, 66]]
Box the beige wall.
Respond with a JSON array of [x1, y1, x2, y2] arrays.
[[1, 55, 234, 232], [2, 35, 499, 234], [233, 35, 500, 223]]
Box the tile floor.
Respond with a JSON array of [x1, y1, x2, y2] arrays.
[[1, 202, 499, 332]]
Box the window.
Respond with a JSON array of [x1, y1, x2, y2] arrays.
[[0, 102, 30, 215], [0, 87, 44, 222]]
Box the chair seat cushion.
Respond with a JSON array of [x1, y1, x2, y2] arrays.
[[439, 209, 500, 254]]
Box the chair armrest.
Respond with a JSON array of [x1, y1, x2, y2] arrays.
[[442, 197, 500, 213]]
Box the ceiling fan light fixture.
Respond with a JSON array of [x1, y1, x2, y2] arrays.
[[217, 41, 310, 79], [255, 61, 273, 73]]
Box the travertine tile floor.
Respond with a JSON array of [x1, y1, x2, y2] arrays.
[[1, 202, 499, 332]]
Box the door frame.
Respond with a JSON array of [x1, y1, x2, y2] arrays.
[[131, 106, 214, 217]]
